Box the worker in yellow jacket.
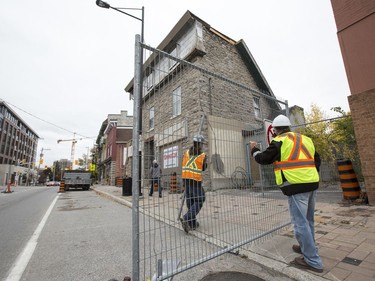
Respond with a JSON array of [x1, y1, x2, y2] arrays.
[[250, 114, 323, 273]]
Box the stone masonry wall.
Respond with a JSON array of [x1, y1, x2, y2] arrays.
[[142, 23, 277, 189]]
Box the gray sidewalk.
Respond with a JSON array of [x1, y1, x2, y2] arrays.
[[91, 184, 375, 281]]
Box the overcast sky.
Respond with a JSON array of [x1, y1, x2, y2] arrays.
[[0, 0, 350, 167]]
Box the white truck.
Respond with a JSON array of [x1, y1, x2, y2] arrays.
[[63, 170, 91, 191]]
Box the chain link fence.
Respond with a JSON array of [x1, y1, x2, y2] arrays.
[[130, 40, 292, 281]]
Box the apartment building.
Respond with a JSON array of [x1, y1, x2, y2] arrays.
[[0, 101, 39, 185]]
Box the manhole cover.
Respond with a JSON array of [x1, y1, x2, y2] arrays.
[[200, 271, 265, 281]]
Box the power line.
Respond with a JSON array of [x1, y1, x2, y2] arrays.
[[291, 115, 350, 127], [1, 98, 95, 140]]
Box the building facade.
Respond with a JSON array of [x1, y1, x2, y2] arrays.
[[0, 101, 39, 185], [96, 111, 133, 186], [125, 11, 287, 191], [331, 0, 375, 205]]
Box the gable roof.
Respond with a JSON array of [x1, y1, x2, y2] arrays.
[[125, 10, 275, 97]]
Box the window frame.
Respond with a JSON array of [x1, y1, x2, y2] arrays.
[[253, 96, 261, 119], [172, 87, 181, 117], [149, 106, 155, 130]]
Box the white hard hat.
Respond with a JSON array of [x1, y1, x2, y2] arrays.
[[153, 159, 157, 164], [272, 115, 291, 127], [193, 134, 206, 143]]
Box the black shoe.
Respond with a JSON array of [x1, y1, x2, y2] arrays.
[[159, 194, 162, 198], [292, 244, 302, 254], [149, 193, 152, 196], [191, 222, 200, 230], [180, 218, 190, 233]]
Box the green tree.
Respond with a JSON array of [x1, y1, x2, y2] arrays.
[[295, 104, 334, 161], [330, 107, 362, 179], [294, 105, 361, 177]]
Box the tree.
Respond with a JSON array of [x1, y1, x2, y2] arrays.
[[330, 107, 362, 179], [294, 105, 361, 177], [38, 167, 52, 184], [295, 104, 334, 162]]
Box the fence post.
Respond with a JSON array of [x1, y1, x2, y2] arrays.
[[132, 34, 142, 281]]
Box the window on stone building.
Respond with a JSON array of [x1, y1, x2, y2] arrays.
[[169, 44, 180, 70], [253, 96, 261, 119], [149, 106, 154, 130], [172, 87, 181, 117]]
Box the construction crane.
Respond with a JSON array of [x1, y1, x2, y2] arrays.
[[57, 133, 83, 169]]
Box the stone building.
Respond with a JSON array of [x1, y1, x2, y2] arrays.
[[0, 101, 39, 185], [124, 11, 288, 191]]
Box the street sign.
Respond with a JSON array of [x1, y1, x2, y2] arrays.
[[264, 119, 276, 146]]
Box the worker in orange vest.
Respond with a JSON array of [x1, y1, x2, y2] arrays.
[[180, 134, 207, 233]]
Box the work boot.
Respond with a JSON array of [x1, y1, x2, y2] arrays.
[[180, 218, 190, 233], [191, 222, 200, 230], [292, 244, 302, 254], [290, 257, 323, 273]]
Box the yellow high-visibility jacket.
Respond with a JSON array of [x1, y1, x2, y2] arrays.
[[273, 132, 319, 185]]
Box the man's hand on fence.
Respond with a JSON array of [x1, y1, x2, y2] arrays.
[[249, 141, 257, 150]]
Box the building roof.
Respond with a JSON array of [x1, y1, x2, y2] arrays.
[[124, 10, 275, 97]]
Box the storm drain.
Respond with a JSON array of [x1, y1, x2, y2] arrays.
[[342, 257, 362, 266]]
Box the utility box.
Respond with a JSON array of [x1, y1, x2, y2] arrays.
[[122, 177, 142, 196]]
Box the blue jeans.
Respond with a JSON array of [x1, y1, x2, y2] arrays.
[[288, 190, 323, 269], [183, 179, 205, 227]]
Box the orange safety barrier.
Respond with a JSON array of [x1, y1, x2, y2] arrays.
[[154, 181, 158, 191], [59, 180, 65, 193], [116, 177, 123, 187], [170, 173, 177, 193], [337, 159, 360, 200]]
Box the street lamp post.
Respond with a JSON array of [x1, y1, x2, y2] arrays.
[[86, 146, 90, 171], [95, 0, 144, 43], [5, 146, 16, 193], [96, 3, 144, 280], [37, 148, 51, 184]]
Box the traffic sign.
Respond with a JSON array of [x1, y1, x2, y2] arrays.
[[264, 119, 276, 146]]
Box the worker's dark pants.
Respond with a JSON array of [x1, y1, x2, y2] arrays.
[[183, 179, 205, 227], [149, 177, 162, 196]]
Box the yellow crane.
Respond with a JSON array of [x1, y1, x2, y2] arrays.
[[57, 133, 83, 169]]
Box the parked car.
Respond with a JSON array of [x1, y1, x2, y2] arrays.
[[46, 181, 60, 187]]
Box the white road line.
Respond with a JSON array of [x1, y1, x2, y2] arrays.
[[6, 194, 60, 281]]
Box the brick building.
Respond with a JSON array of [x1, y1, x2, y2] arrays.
[[0, 101, 39, 185], [96, 111, 133, 186], [330, 0, 375, 205]]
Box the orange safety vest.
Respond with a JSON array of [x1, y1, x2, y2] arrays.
[[182, 150, 205, 181], [273, 132, 319, 185]]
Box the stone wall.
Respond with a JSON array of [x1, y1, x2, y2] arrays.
[[141, 24, 277, 190]]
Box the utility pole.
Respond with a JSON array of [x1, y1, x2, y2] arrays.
[[37, 147, 51, 184], [86, 146, 90, 171]]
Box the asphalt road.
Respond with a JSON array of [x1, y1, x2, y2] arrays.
[[20, 188, 133, 281], [0, 186, 58, 281], [0, 187, 295, 281]]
